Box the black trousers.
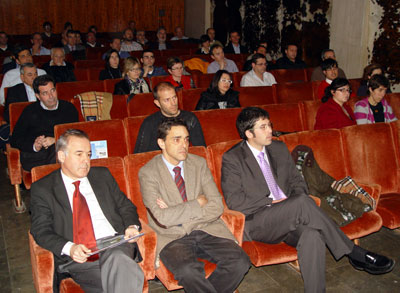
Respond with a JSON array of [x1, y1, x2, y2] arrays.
[[160, 230, 250, 293], [247, 193, 354, 293]]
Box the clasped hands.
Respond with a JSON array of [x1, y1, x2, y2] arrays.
[[34, 135, 55, 151]]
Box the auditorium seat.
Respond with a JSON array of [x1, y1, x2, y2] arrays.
[[300, 100, 321, 131], [74, 59, 105, 69], [162, 48, 192, 58], [385, 93, 400, 119], [180, 88, 204, 111], [103, 78, 122, 93], [305, 67, 315, 81], [85, 47, 109, 60], [191, 73, 214, 89], [274, 82, 314, 104], [73, 68, 89, 81], [127, 92, 159, 117], [238, 86, 276, 107], [270, 69, 307, 83], [88, 68, 104, 80], [348, 78, 362, 95], [123, 116, 147, 153], [149, 75, 169, 91], [232, 71, 247, 87], [260, 103, 305, 133], [56, 80, 105, 101]]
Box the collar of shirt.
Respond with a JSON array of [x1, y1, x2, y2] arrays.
[[24, 83, 37, 102], [325, 78, 333, 84], [161, 155, 185, 180], [246, 141, 270, 165], [40, 100, 59, 110], [50, 60, 66, 66]]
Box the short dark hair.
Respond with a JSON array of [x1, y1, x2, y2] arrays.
[[251, 53, 266, 65], [167, 57, 183, 70], [88, 25, 97, 33], [141, 49, 154, 59], [33, 74, 56, 94], [43, 21, 52, 28], [209, 70, 233, 92], [284, 43, 297, 51], [362, 63, 384, 81], [321, 49, 334, 60], [229, 30, 240, 37], [64, 22, 73, 30], [368, 74, 390, 92], [56, 129, 90, 153], [199, 34, 210, 45], [210, 44, 223, 55], [157, 118, 188, 140], [66, 29, 75, 37], [153, 82, 176, 100], [12, 45, 30, 59], [31, 32, 41, 40], [322, 78, 350, 103], [236, 107, 270, 140], [321, 58, 338, 71]]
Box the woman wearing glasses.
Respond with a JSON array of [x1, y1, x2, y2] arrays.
[[195, 70, 240, 110], [113, 57, 150, 95], [314, 78, 356, 130], [164, 57, 195, 90]]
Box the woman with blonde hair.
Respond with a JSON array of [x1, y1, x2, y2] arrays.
[[114, 57, 150, 95]]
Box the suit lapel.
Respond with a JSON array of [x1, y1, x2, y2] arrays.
[[87, 169, 113, 221], [183, 156, 196, 201], [156, 155, 186, 204], [53, 170, 74, 240]]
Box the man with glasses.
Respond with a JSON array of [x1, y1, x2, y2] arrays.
[[222, 107, 395, 292], [207, 44, 238, 74], [240, 53, 276, 87], [140, 50, 167, 78]]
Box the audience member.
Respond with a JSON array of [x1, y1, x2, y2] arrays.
[[221, 106, 394, 292], [41, 22, 55, 40], [42, 47, 76, 83], [196, 35, 211, 54], [196, 70, 240, 110], [170, 26, 189, 40], [224, 31, 248, 54], [63, 30, 85, 54], [148, 27, 172, 51], [99, 49, 122, 80], [311, 49, 346, 81], [88, 25, 98, 35], [140, 49, 167, 78], [121, 28, 142, 52], [113, 57, 150, 95], [30, 32, 50, 56], [64, 21, 73, 31], [128, 20, 137, 36], [2, 44, 32, 74], [134, 82, 205, 153], [164, 57, 195, 90], [30, 129, 144, 292], [0, 32, 13, 54], [0, 45, 46, 105], [139, 118, 250, 292], [274, 44, 307, 70], [85, 31, 103, 48], [75, 31, 83, 45], [206, 28, 223, 47], [240, 53, 276, 87], [136, 30, 148, 48], [316, 58, 339, 100], [243, 43, 267, 71], [10, 75, 78, 171], [207, 44, 239, 74], [314, 78, 356, 130], [54, 29, 69, 47], [357, 63, 391, 97], [102, 37, 130, 59], [4, 63, 38, 123], [354, 74, 397, 124]]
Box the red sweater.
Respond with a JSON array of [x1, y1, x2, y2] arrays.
[[317, 80, 330, 100], [164, 75, 192, 90], [314, 98, 356, 130]]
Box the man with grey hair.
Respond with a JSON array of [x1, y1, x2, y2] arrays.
[[148, 27, 172, 51], [30, 129, 144, 292], [4, 63, 38, 122], [42, 47, 76, 83], [311, 49, 347, 81]]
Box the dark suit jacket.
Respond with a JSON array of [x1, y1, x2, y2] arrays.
[[148, 41, 172, 50], [4, 83, 29, 123], [2, 59, 16, 74], [224, 42, 248, 54], [30, 167, 141, 266]]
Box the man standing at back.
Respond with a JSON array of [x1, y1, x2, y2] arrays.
[[139, 118, 250, 292], [134, 82, 205, 153]]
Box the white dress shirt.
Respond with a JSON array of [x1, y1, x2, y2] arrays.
[[24, 83, 37, 102], [240, 69, 277, 87], [162, 155, 185, 180]]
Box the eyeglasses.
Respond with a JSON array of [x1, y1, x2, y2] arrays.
[[171, 66, 183, 71], [252, 123, 273, 131], [335, 88, 352, 93], [220, 79, 232, 84], [130, 67, 141, 72]]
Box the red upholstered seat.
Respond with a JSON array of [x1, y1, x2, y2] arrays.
[[56, 80, 105, 101], [348, 78, 362, 95], [54, 119, 129, 158], [270, 69, 307, 83], [88, 68, 104, 81], [123, 116, 147, 153], [74, 59, 104, 69], [232, 71, 247, 87], [274, 81, 314, 103], [305, 67, 315, 82], [127, 92, 159, 117], [73, 68, 89, 81], [260, 103, 305, 133], [180, 88, 204, 111], [300, 100, 321, 131], [103, 78, 122, 93], [149, 75, 169, 90], [238, 86, 277, 107], [385, 93, 400, 119], [192, 73, 214, 89]]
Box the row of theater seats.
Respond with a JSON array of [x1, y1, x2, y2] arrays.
[[29, 120, 400, 292]]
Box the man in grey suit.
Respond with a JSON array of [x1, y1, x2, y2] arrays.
[[139, 118, 250, 292], [221, 107, 394, 292], [30, 129, 144, 292]]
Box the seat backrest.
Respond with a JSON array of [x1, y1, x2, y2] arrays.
[[149, 75, 168, 90], [127, 92, 159, 117], [280, 128, 347, 180], [390, 120, 400, 166], [54, 119, 129, 158], [341, 123, 399, 193], [9, 101, 33, 133], [56, 80, 105, 101], [238, 86, 276, 107], [260, 103, 305, 132], [274, 82, 314, 103], [305, 67, 315, 82], [192, 73, 214, 89], [194, 108, 242, 145], [103, 78, 123, 93], [232, 71, 247, 87], [88, 68, 104, 81], [180, 88, 204, 111], [270, 69, 307, 83], [123, 115, 147, 153], [74, 68, 89, 81], [348, 78, 362, 95], [385, 93, 400, 120], [31, 157, 128, 195], [74, 59, 104, 69], [300, 100, 321, 131]]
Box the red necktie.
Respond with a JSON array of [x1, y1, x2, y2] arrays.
[[173, 167, 187, 202], [72, 181, 98, 261]]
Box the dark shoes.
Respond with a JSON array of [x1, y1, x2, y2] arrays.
[[349, 252, 395, 275]]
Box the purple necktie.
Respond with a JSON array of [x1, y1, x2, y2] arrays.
[[257, 152, 287, 201]]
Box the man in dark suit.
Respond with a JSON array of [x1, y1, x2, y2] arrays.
[[148, 27, 172, 51], [221, 107, 394, 292], [4, 63, 38, 123], [30, 129, 144, 292], [224, 31, 248, 54]]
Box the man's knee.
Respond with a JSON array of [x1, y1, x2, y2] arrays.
[[297, 228, 324, 250]]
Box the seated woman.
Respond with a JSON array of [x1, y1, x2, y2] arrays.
[[99, 49, 122, 80], [196, 34, 211, 54], [314, 78, 356, 130], [113, 57, 150, 95], [357, 63, 391, 96], [195, 70, 240, 110], [164, 57, 195, 90], [354, 74, 397, 124]]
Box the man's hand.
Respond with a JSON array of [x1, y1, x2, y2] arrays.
[[218, 60, 227, 70], [197, 195, 208, 207], [156, 198, 168, 209], [125, 226, 140, 243], [33, 135, 45, 151], [272, 198, 286, 204], [42, 137, 55, 149], [142, 65, 152, 77], [70, 244, 91, 263]]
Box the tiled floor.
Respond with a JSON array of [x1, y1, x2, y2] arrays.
[[1, 152, 400, 292]]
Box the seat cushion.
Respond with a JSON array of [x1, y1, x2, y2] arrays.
[[376, 192, 400, 229]]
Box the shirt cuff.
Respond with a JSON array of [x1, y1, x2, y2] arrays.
[[33, 144, 39, 152], [61, 241, 74, 256]]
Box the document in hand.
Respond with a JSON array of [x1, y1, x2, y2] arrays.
[[87, 233, 144, 255]]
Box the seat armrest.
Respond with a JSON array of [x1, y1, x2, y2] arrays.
[[221, 209, 245, 246], [6, 144, 22, 185], [357, 182, 381, 210], [309, 195, 321, 206], [137, 220, 157, 280]]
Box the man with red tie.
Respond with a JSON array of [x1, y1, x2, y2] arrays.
[[139, 118, 250, 292], [30, 129, 144, 292]]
